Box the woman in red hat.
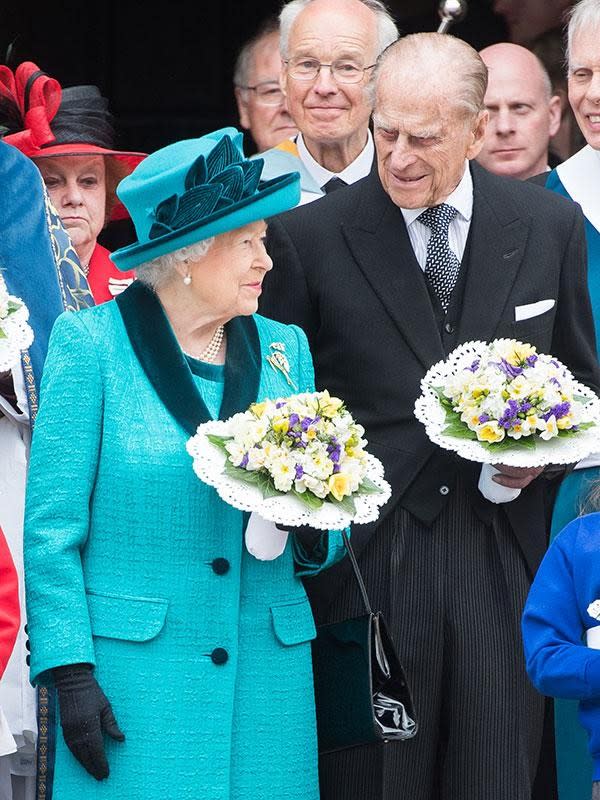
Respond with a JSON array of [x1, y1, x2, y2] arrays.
[[0, 62, 146, 304]]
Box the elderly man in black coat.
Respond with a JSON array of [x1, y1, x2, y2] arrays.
[[260, 32, 600, 800]]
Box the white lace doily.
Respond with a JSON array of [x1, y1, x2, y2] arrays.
[[0, 301, 34, 372], [187, 419, 392, 530], [414, 340, 600, 467]]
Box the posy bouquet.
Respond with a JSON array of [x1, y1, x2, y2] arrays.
[[0, 273, 33, 371], [186, 391, 391, 529], [414, 339, 600, 467]]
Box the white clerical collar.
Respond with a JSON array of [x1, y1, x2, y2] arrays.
[[296, 130, 374, 190], [556, 145, 600, 233], [400, 162, 473, 228]]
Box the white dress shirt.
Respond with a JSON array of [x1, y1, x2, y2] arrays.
[[400, 163, 473, 270], [296, 130, 374, 201]]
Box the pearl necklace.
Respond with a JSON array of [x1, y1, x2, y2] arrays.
[[187, 325, 225, 363]]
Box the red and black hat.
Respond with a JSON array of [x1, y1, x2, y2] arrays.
[[0, 62, 146, 220]]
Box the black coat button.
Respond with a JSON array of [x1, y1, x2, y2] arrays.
[[24, 624, 28, 635], [211, 558, 230, 575], [211, 648, 228, 665], [26, 654, 30, 666], [444, 322, 454, 334], [25, 639, 30, 651]]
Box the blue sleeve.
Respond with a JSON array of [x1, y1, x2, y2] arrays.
[[522, 518, 600, 700], [289, 324, 347, 575], [25, 312, 102, 684]]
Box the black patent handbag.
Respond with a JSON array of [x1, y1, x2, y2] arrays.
[[311, 531, 418, 754]]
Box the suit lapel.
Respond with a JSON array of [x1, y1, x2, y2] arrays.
[[343, 172, 445, 371], [116, 281, 262, 435], [457, 164, 531, 344]]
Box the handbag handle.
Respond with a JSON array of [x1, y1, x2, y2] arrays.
[[341, 530, 373, 615]]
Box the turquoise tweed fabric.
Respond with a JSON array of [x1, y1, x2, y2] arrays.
[[25, 301, 345, 800]]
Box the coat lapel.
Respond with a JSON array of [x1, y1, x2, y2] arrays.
[[343, 171, 445, 371], [457, 164, 530, 344], [116, 281, 261, 435]]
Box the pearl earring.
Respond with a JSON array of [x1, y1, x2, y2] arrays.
[[183, 274, 192, 286]]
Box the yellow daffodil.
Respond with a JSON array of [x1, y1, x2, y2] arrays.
[[272, 416, 289, 435], [476, 422, 505, 443], [328, 473, 351, 501], [319, 390, 344, 418], [250, 401, 268, 418]]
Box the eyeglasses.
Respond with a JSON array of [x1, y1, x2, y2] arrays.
[[237, 81, 285, 107], [285, 58, 376, 84]]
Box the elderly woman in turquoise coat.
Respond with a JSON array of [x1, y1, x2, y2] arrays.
[[24, 128, 345, 799]]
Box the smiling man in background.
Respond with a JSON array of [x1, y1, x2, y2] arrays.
[[259, 0, 398, 204], [477, 43, 561, 179]]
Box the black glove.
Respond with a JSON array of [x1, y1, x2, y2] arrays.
[[53, 663, 125, 781]]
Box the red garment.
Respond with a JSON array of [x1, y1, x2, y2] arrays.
[[0, 525, 19, 679], [87, 243, 134, 304]]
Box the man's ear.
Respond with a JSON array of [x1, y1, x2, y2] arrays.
[[235, 88, 251, 131], [548, 94, 562, 138], [467, 109, 489, 160]]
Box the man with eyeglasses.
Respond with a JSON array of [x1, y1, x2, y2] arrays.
[[234, 17, 298, 154], [259, 0, 398, 205]]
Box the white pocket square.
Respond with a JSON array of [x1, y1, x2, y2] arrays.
[[514, 299, 555, 322]]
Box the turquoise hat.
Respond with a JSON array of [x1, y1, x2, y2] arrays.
[[111, 127, 300, 271]]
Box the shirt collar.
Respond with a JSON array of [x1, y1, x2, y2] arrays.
[[296, 130, 374, 190], [400, 162, 473, 228]]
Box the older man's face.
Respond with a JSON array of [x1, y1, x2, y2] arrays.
[[568, 25, 600, 151], [478, 45, 561, 180], [374, 73, 487, 209], [235, 32, 297, 153], [282, 0, 378, 154]]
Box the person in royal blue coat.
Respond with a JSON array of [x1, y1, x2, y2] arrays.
[[24, 128, 346, 800]]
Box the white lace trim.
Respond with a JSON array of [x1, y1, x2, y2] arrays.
[[187, 419, 392, 530], [414, 340, 600, 467]]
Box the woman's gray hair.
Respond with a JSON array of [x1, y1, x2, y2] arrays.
[[279, 0, 398, 61], [135, 237, 215, 291], [566, 0, 600, 69], [372, 33, 488, 118]]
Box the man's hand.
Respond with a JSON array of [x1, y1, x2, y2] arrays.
[[53, 663, 125, 781], [491, 464, 544, 490]]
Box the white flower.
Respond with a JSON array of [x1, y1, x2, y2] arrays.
[[270, 453, 296, 492], [587, 600, 600, 621], [536, 415, 559, 441], [225, 441, 247, 467]]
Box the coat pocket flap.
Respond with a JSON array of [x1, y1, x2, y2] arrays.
[[86, 590, 168, 642], [270, 596, 317, 646]]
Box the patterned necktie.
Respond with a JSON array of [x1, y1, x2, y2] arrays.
[[322, 176, 348, 194], [417, 203, 460, 312]]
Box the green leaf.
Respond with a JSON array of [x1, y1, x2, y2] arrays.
[[292, 489, 323, 510], [577, 421, 596, 431], [480, 435, 536, 452], [224, 460, 262, 485], [357, 476, 382, 495], [206, 433, 232, 453], [6, 300, 21, 313], [442, 422, 478, 441], [329, 494, 356, 515], [0, 328, 6, 340], [256, 473, 283, 499]]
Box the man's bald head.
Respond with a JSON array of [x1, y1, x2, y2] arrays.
[[477, 42, 561, 180]]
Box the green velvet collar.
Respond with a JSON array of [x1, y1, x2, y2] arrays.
[[116, 281, 261, 435]]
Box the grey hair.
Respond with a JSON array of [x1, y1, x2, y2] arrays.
[[279, 0, 399, 61], [135, 238, 215, 291], [234, 16, 280, 87], [566, 0, 600, 70], [373, 33, 488, 117]]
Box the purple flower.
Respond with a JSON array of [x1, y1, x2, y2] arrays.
[[301, 417, 314, 432], [525, 354, 538, 367], [549, 377, 561, 388], [327, 443, 341, 463], [240, 453, 249, 469], [465, 359, 480, 373], [295, 464, 304, 480], [333, 463, 341, 474], [288, 413, 300, 427], [498, 399, 520, 430], [499, 358, 523, 379], [519, 401, 533, 413], [276, 401, 286, 409], [478, 414, 490, 423], [542, 401, 570, 422]]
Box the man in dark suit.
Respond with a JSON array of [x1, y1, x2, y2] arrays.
[[260, 32, 600, 800]]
